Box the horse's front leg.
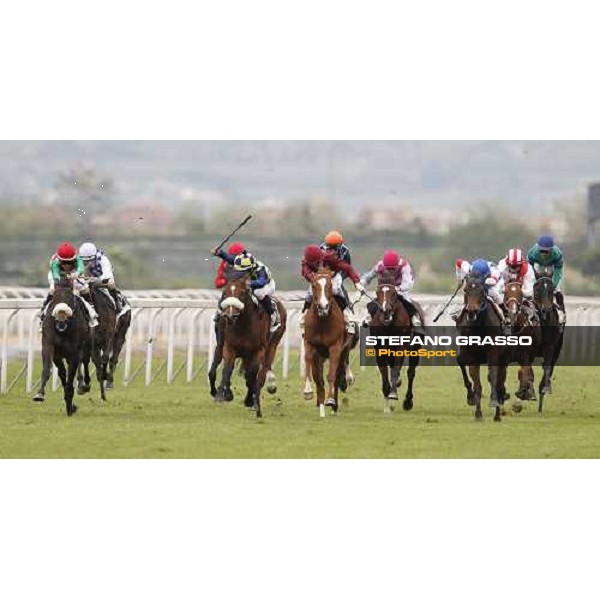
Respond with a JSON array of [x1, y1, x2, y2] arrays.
[[403, 355, 418, 412], [34, 345, 53, 402], [216, 347, 235, 404], [488, 362, 501, 423], [244, 357, 262, 417], [459, 358, 474, 405], [208, 322, 224, 398], [64, 357, 79, 416], [326, 343, 342, 412], [310, 350, 326, 418], [469, 365, 483, 421], [303, 342, 314, 400]]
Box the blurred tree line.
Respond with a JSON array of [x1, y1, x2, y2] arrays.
[[0, 164, 597, 294]]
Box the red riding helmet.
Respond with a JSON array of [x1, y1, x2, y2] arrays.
[[383, 250, 400, 268], [228, 242, 246, 256], [57, 242, 77, 262], [304, 245, 323, 264], [506, 248, 524, 268]]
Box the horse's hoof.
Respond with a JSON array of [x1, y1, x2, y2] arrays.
[[402, 399, 414, 412], [325, 398, 336, 408], [503, 392, 511, 401], [105, 380, 114, 390], [512, 401, 524, 414], [388, 392, 398, 401], [475, 414, 484, 422], [303, 391, 314, 401], [32, 394, 45, 403], [267, 384, 277, 395], [67, 404, 78, 417], [77, 385, 90, 396], [244, 398, 254, 408]]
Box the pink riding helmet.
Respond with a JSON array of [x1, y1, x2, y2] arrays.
[[383, 250, 400, 268]]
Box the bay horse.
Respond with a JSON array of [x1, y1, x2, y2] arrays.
[[303, 267, 358, 418], [370, 274, 420, 414], [503, 281, 542, 403], [77, 280, 117, 403], [33, 276, 92, 416], [456, 275, 507, 422], [214, 274, 287, 418], [533, 266, 564, 413]]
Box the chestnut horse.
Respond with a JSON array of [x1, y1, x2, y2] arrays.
[[214, 274, 287, 417], [371, 275, 420, 414], [503, 281, 541, 402], [303, 267, 358, 418]]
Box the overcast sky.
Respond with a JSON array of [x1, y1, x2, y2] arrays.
[[0, 141, 597, 211]]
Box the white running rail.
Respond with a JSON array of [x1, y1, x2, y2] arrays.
[[0, 288, 599, 395]]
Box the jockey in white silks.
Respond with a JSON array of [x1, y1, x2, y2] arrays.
[[497, 248, 536, 300], [79, 242, 123, 312]]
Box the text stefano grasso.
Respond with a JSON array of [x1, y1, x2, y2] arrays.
[[364, 335, 533, 347]]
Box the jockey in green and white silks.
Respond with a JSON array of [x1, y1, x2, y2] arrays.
[[40, 242, 98, 328], [527, 234, 566, 321]]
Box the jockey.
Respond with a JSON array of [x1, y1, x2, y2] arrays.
[[211, 247, 281, 333], [320, 230, 352, 267], [40, 242, 98, 328], [214, 242, 246, 289], [360, 250, 425, 333], [527, 235, 566, 320], [79, 242, 123, 312], [300, 244, 365, 333], [319, 230, 354, 310], [455, 257, 506, 324], [498, 248, 535, 299]]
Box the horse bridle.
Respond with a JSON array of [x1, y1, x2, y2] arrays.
[[534, 276, 554, 320], [375, 284, 398, 326], [464, 278, 487, 322]]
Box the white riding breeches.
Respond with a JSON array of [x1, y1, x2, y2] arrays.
[[253, 279, 276, 301]]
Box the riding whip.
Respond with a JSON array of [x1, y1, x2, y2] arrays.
[[433, 280, 463, 323], [214, 215, 253, 252]]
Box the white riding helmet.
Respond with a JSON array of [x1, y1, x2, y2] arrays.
[[79, 242, 97, 261]]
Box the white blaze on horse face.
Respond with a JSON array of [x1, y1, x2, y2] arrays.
[[318, 277, 329, 310], [382, 286, 389, 312]]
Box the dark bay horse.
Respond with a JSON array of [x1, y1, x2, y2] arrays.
[[533, 267, 564, 413], [370, 275, 420, 413], [303, 268, 358, 418], [214, 275, 287, 418], [504, 281, 542, 403], [77, 281, 117, 402], [33, 277, 92, 416], [456, 275, 507, 422]]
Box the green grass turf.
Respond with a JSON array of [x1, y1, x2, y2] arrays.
[[1, 361, 600, 458]]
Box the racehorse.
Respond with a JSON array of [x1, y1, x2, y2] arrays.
[[533, 265, 564, 413], [33, 276, 92, 416], [214, 274, 287, 418], [370, 274, 420, 413], [503, 281, 542, 403], [76, 280, 117, 403], [455, 274, 507, 422], [303, 267, 358, 417]]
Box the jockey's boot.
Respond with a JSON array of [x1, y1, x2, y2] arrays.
[[109, 288, 122, 312], [80, 297, 99, 328], [362, 300, 378, 328], [261, 297, 280, 333], [39, 293, 52, 331], [555, 291, 567, 326], [403, 299, 427, 335]]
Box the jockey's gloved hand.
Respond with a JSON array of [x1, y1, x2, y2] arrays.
[[355, 282, 366, 295], [211, 247, 219, 256]]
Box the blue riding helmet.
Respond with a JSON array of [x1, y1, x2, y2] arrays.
[[470, 258, 491, 279], [538, 235, 554, 250]]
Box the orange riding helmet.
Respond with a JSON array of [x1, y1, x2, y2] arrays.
[[324, 230, 344, 246]]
